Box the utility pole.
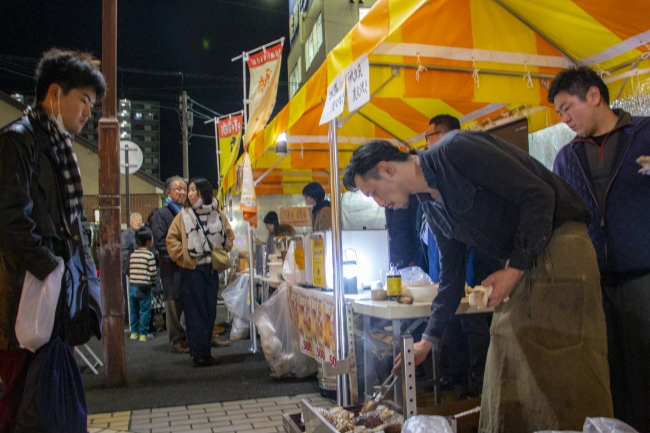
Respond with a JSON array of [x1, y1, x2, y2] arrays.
[[99, 0, 127, 387], [180, 90, 189, 180]]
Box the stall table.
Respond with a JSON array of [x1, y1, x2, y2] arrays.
[[353, 296, 493, 405]]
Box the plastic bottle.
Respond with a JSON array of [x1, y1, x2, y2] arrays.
[[386, 263, 402, 301]]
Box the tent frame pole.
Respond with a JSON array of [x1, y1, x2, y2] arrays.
[[328, 119, 349, 407], [369, 62, 557, 80]]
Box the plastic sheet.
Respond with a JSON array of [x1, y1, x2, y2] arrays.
[[251, 283, 317, 378], [222, 274, 256, 340], [402, 415, 454, 433], [399, 266, 433, 285], [535, 417, 639, 433]]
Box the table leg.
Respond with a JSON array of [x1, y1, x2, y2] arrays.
[[431, 339, 441, 404], [363, 314, 372, 401], [392, 319, 402, 406]]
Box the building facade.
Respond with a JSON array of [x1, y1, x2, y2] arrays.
[[287, 0, 376, 98]]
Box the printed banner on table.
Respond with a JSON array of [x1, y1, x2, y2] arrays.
[[319, 71, 346, 125], [217, 113, 243, 178], [345, 53, 370, 113], [240, 153, 257, 227], [243, 42, 283, 147], [289, 286, 336, 362]]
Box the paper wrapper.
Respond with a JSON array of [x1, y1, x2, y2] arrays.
[[468, 285, 493, 309]]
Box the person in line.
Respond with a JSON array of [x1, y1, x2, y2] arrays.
[[121, 212, 142, 324], [128, 226, 157, 342], [0, 48, 105, 432], [152, 176, 190, 353], [343, 134, 612, 432], [302, 182, 332, 232], [166, 178, 235, 367], [549, 66, 650, 432], [423, 114, 498, 398], [263, 211, 295, 257], [384, 194, 420, 269]]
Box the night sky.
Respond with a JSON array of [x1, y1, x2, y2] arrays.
[[0, 0, 290, 186]]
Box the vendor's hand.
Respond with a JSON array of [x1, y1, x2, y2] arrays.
[[391, 339, 433, 374], [483, 267, 524, 307]]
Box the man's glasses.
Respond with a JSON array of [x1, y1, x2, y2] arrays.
[[173, 187, 187, 193], [425, 131, 444, 141]]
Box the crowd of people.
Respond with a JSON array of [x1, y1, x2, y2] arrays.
[[0, 44, 648, 433]]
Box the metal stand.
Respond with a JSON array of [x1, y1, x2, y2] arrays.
[[75, 344, 105, 375]]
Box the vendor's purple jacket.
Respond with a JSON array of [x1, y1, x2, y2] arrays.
[[552, 110, 650, 275], [417, 130, 590, 340]]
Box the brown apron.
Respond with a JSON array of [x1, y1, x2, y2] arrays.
[[479, 222, 613, 432]]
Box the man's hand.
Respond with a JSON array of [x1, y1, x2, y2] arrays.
[[483, 267, 524, 307], [392, 339, 433, 373]]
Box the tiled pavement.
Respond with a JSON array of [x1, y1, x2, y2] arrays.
[[88, 392, 334, 433]]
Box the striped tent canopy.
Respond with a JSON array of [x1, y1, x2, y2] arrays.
[[222, 0, 650, 195]]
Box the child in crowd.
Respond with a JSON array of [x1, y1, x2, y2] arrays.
[[128, 226, 157, 341]]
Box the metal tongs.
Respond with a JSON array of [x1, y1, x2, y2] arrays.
[[360, 371, 399, 413]]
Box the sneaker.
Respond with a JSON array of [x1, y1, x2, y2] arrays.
[[129, 333, 138, 340], [139, 335, 148, 342]]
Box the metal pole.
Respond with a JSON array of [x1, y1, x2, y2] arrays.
[[124, 143, 130, 221], [247, 223, 257, 353], [181, 90, 189, 180], [328, 119, 348, 406], [99, 0, 126, 387], [213, 118, 220, 182]]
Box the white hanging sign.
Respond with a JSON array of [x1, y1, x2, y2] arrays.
[[319, 71, 346, 125], [345, 53, 370, 113]]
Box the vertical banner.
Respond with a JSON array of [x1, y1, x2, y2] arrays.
[[240, 153, 257, 227], [217, 113, 243, 177], [243, 42, 283, 147]]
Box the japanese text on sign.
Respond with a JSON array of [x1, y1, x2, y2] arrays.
[[319, 71, 346, 125], [345, 53, 370, 113]]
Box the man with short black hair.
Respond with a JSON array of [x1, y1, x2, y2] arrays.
[[549, 66, 650, 432], [0, 48, 105, 432], [343, 133, 612, 432]]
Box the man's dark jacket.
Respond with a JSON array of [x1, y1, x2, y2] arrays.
[[151, 204, 182, 300], [553, 111, 650, 275], [0, 111, 102, 350]]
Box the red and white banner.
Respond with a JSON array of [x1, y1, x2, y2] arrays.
[[216, 113, 243, 178], [243, 42, 283, 147]]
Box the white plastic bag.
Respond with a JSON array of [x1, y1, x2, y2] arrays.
[[251, 283, 317, 378], [15, 257, 65, 352], [282, 241, 296, 285], [222, 274, 257, 340], [535, 417, 638, 433], [399, 266, 433, 285], [402, 415, 454, 433]]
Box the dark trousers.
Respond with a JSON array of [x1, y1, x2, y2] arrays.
[[602, 271, 650, 433], [0, 349, 33, 433], [444, 314, 491, 391], [180, 264, 218, 359]]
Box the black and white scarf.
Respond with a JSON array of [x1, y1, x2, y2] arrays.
[[181, 200, 227, 260], [28, 106, 84, 225]]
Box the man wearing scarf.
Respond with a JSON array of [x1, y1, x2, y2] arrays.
[[151, 176, 190, 354], [0, 48, 106, 432]]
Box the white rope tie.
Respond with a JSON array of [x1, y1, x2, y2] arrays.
[[415, 53, 428, 82], [300, 141, 304, 160], [523, 63, 534, 89], [595, 64, 612, 78], [472, 58, 480, 88]]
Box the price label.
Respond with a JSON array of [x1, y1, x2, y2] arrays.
[[329, 355, 337, 367], [319, 71, 346, 125], [315, 347, 325, 360], [302, 340, 312, 352], [345, 53, 370, 113]]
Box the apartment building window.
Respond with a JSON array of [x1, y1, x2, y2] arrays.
[[290, 56, 302, 98], [305, 14, 323, 70]]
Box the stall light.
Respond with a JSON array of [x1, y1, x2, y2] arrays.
[[275, 132, 287, 155], [342, 248, 358, 295]]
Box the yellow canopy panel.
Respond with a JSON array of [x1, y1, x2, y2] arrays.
[[227, 0, 650, 194]]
